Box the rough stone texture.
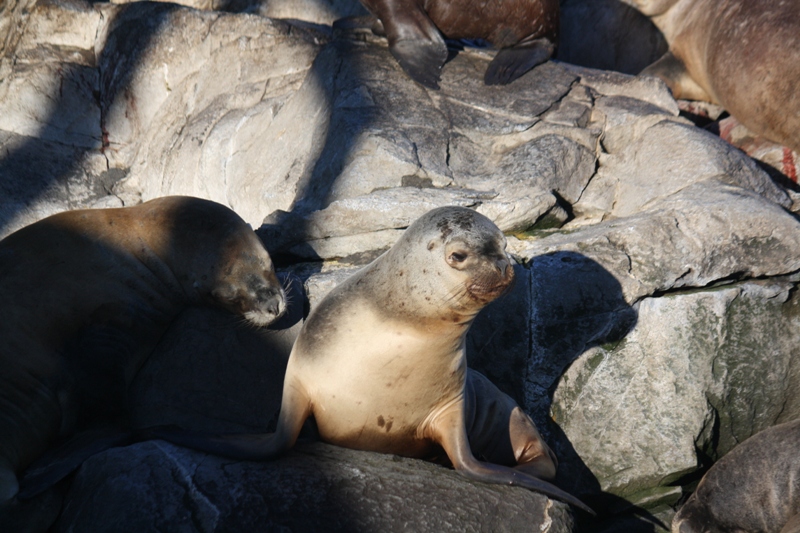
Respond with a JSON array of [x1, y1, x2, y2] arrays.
[[553, 280, 800, 501], [2, 0, 800, 532], [56, 441, 575, 533]]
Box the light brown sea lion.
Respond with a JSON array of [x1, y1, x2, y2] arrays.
[[147, 206, 592, 514], [0, 196, 286, 511], [671, 418, 800, 533], [353, 0, 559, 89], [630, 0, 800, 152]]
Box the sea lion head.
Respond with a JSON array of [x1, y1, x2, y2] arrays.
[[383, 206, 514, 322], [153, 197, 287, 327], [208, 228, 287, 327]]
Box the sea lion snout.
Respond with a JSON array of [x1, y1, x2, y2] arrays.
[[209, 267, 287, 327], [255, 284, 286, 319]]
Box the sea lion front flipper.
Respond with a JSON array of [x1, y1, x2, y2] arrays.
[[432, 403, 595, 515], [17, 427, 132, 499], [136, 375, 311, 461], [640, 51, 712, 101], [365, 0, 447, 88], [484, 37, 554, 85]]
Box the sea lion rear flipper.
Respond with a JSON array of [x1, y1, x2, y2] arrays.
[[433, 404, 594, 515], [484, 37, 555, 85], [17, 427, 132, 499], [365, 0, 447, 89], [640, 51, 712, 101]]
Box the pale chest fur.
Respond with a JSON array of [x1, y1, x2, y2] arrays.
[[291, 301, 467, 456]]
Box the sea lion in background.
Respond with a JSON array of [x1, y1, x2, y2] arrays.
[[148, 206, 592, 514], [630, 0, 800, 152], [0, 196, 285, 516], [672, 418, 800, 533], [353, 0, 559, 89]]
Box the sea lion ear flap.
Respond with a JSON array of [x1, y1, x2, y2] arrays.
[[426, 239, 439, 252]]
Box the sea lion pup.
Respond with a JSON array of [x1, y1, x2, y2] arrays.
[[0, 196, 286, 509], [631, 0, 800, 152], [148, 206, 592, 514], [671, 418, 800, 533], [350, 0, 558, 89]]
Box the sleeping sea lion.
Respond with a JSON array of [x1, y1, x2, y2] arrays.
[[631, 0, 800, 152], [671, 418, 800, 533], [147, 206, 592, 514], [0, 196, 285, 515], [353, 0, 559, 88]]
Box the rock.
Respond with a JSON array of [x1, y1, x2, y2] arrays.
[[56, 441, 575, 533], [100, 4, 325, 210], [513, 182, 800, 302], [553, 280, 800, 503]]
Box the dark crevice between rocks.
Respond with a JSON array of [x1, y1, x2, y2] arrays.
[[649, 271, 800, 301]]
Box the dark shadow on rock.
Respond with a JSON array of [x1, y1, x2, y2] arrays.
[[467, 263, 530, 402], [557, 0, 667, 75], [470, 251, 672, 530], [533, 252, 667, 530], [0, 1, 179, 235]]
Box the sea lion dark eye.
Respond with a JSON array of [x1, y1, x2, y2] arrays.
[[449, 252, 467, 263]]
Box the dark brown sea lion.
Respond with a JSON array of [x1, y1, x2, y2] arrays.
[[671, 418, 800, 533], [631, 0, 800, 152], [0, 196, 286, 512], [147, 206, 592, 514], [354, 0, 559, 89]]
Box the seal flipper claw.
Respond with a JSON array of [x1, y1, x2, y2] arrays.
[[484, 38, 554, 85], [390, 38, 447, 89]]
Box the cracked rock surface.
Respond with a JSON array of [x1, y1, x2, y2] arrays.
[[2, 0, 800, 532]]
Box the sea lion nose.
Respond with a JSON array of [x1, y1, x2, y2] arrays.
[[267, 297, 283, 316], [258, 287, 286, 317], [495, 256, 511, 275]]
